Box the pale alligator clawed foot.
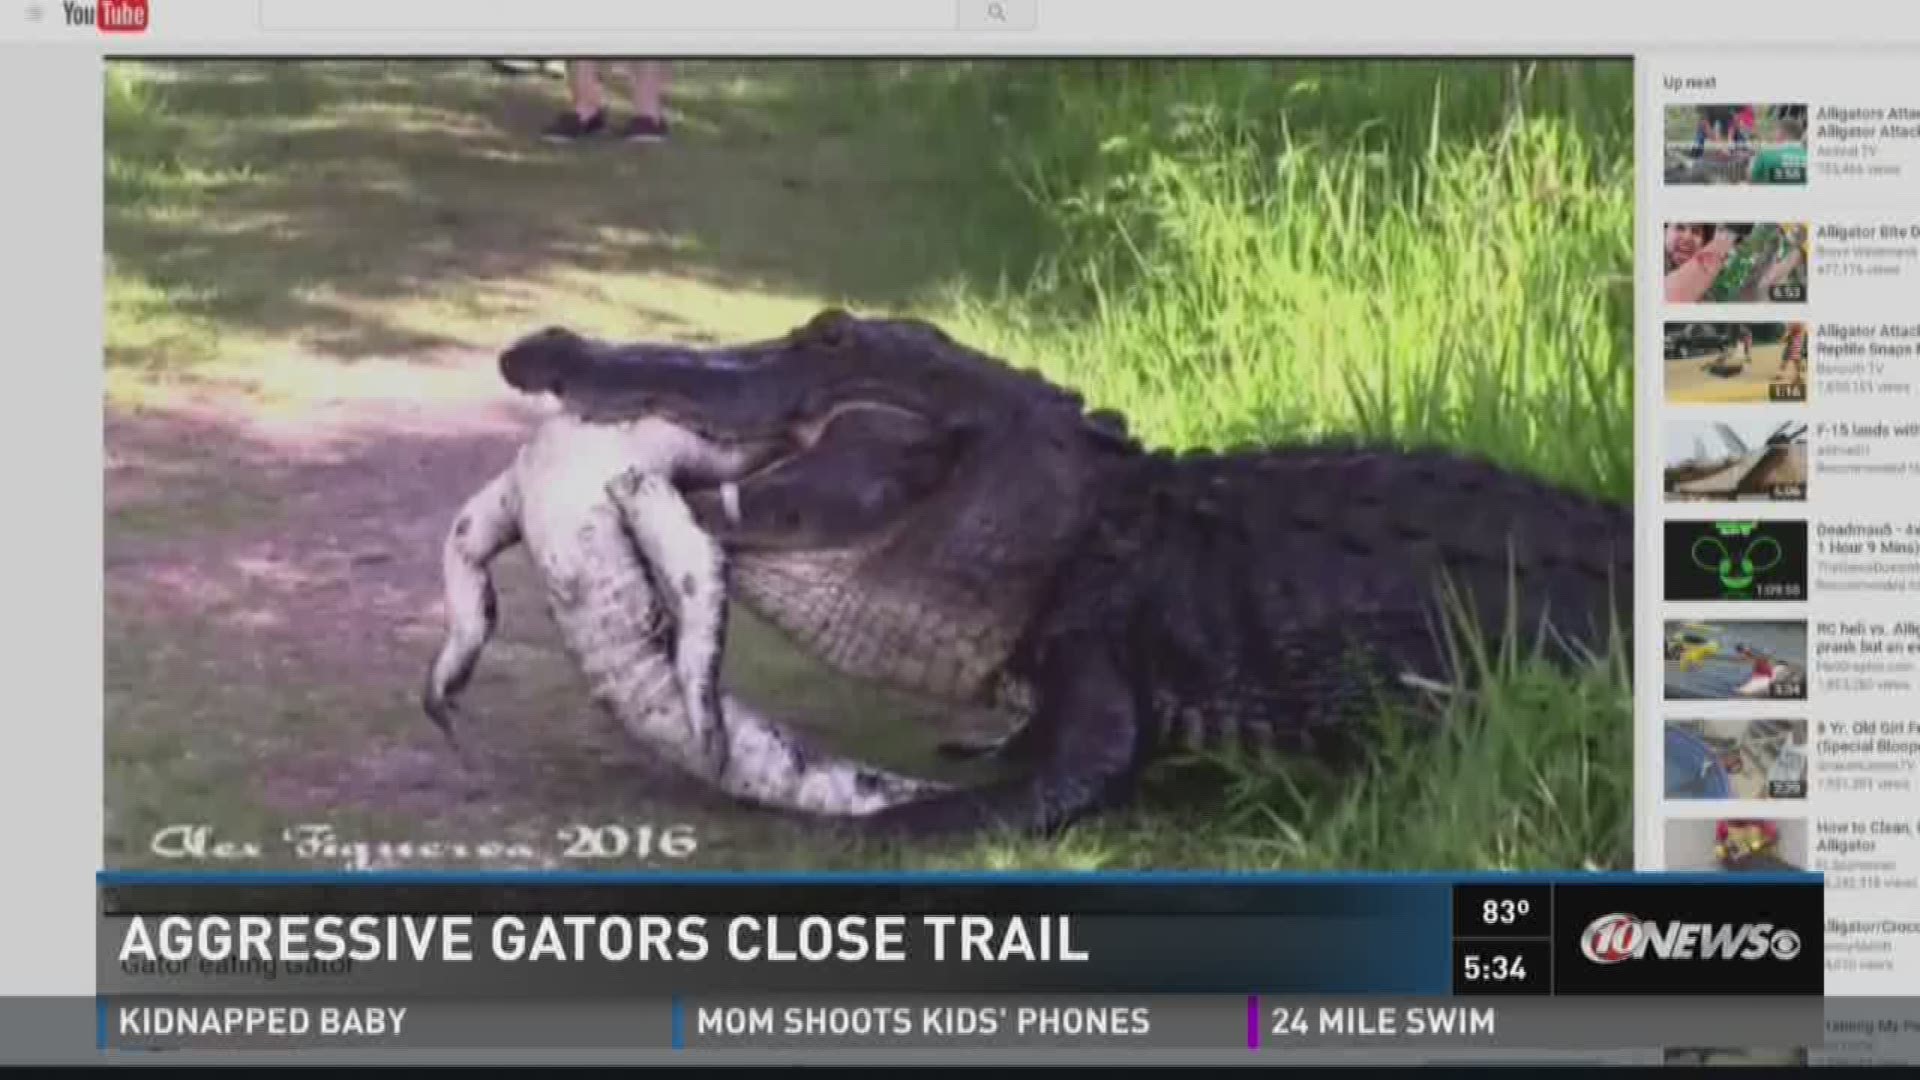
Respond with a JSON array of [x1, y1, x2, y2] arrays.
[[423, 467, 522, 754], [420, 671, 463, 751]]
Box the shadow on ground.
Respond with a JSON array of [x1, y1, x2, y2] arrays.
[[106, 59, 1050, 372]]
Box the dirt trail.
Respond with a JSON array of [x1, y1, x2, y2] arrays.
[[107, 360, 773, 868], [109, 363, 532, 678]]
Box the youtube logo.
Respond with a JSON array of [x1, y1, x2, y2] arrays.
[[61, 0, 148, 32], [99, 0, 147, 32]]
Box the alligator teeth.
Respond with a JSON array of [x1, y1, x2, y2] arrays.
[[720, 481, 742, 525]]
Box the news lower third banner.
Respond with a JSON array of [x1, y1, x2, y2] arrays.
[[95, 875, 1827, 1053]]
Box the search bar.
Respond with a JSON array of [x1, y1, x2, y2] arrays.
[[257, 0, 1027, 33]]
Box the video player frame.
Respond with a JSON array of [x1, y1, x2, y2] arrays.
[[1663, 520, 1809, 602], [99, 56, 1639, 876], [1662, 223, 1810, 304], [1662, 103, 1810, 187], [1663, 718, 1809, 801], [1663, 322, 1810, 405], [1663, 817, 1809, 873], [1663, 619, 1808, 701], [1663, 414, 1807, 503]]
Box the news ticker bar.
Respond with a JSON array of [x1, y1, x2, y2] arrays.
[[98, 875, 1824, 999], [94, 994, 1823, 1053]]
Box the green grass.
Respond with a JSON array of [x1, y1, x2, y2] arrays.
[[104, 59, 1635, 872], [890, 60, 1635, 501]]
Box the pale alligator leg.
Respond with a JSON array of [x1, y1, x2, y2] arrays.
[[606, 468, 732, 783], [422, 464, 524, 747]]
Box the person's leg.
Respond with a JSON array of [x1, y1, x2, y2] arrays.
[[615, 61, 671, 142], [569, 60, 607, 117], [541, 60, 609, 141], [633, 61, 667, 119]]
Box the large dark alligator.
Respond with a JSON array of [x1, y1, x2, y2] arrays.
[[483, 309, 1634, 838]]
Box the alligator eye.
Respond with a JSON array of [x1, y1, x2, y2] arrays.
[[856, 481, 896, 516]]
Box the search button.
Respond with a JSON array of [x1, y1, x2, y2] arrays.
[[957, 0, 1036, 30]]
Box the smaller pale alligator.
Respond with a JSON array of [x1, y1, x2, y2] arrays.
[[422, 410, 948, 816]]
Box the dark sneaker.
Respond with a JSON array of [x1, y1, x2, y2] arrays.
[[620, 115, 670, 144], [541, 109, 606, 143]]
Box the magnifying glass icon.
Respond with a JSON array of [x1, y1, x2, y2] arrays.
[[987, 1, 1007, 20]]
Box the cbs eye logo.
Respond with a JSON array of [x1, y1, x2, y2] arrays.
[[1690, 532, 1784, 598]]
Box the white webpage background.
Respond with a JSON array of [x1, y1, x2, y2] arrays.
[[1643, 50, 1920, 1000]]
